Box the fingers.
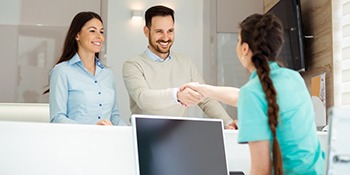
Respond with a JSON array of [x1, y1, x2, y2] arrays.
[[225, 125, 236, 130], [96, 119, 113, 126], [179, 84, 187, 91], [177, 87, 204, 106], [104, 119, 113, 125], [225, 120, 238, 130], [180, 82, 200, 92]]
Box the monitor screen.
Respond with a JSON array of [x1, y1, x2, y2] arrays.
[[132, 115, 229, 175]]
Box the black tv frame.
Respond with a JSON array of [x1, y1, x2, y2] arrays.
[[267, 0, 305, 72]]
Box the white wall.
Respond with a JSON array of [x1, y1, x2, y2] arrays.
[[105, 0, 204, 123], [217, 0, 263, 33]]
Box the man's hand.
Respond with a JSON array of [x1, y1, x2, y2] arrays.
[[177, 87, 204, 106], [225, 120, 238, 130]]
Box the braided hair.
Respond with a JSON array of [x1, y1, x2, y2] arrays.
[[239, 13, 284, 175]]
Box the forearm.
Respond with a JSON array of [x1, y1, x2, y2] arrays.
[[198, 98, 233, 126], [49, 90, 77, 124], [131, 88, 178, 111], [249, 141, 272, 175], [200, 85, 239, 107], [50, 114, 78, 124], [110, 106, 120, 126], [110, 88, 120, 126]]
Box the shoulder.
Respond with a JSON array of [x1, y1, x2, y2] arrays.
[[122, 53, 150, 75], [240, 76, 262, 94], [124, 52, 148, 64], [284, 67, 304, 81], [273, 66, 304, 84], [102, 66, 115, 76], [279, 66, 300, 76], [51, 61, 70, 74], [49, 61, 71, 81], [171, 52, 192, 61], [123, 53, 149, 69], [239, 78, 266, 104], [170, 52, 197, 67]]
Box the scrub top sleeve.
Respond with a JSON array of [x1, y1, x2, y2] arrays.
[[237, 88, 272, 143]]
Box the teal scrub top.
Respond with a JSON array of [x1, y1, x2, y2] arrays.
[[237, 62, 325, 174]]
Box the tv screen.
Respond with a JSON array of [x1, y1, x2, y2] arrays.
[[267, 0, 305, 71], [132, 115, 229, 175]]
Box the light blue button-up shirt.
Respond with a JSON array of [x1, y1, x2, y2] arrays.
[[49, 53, 120, 125], [145, 47, 172, 62]]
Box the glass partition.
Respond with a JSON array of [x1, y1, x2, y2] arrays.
[[217, 33, 250, 118], [0, 0, 101, 103]]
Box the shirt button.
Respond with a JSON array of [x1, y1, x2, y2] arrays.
[[98, 116, 101, 119], [99, 104, 102, 106], [98, 92, 101, 95], [94, 80, 97, 83]]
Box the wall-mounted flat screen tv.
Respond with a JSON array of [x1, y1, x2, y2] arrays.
[[267, 0, 305, 72]]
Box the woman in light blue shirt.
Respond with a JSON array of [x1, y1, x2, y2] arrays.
[[181, 13, 324, 174], [44, 12, 119, 126]]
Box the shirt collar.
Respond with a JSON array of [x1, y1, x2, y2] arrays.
[[145, 47, 172, 62], [68, 53, 105, 69], [250, 62, 279, 80]]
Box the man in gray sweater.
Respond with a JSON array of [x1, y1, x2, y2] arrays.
[[123, 5, 237, 129]]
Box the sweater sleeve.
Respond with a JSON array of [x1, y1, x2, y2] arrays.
[[122, 58, 178, 111], [188, 59, 233, 126]]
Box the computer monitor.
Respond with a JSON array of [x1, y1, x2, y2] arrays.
[[131, 115, 230, 175], [326, 107, 350, 174]]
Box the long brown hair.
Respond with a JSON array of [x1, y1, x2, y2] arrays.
[[239, 13, 284, 174], [43, 11, 102, 94]]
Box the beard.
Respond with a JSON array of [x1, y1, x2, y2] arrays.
[[149, 38, 173, 54]]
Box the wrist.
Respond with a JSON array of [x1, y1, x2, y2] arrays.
[[173, 88, 181, 104], [176, 90, 187, 106]]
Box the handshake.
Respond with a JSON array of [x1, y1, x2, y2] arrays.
[[177, 82, 240, 130], [177, 82, 205, 107]]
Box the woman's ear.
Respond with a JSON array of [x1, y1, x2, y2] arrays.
[[242, 42, 250, 56]]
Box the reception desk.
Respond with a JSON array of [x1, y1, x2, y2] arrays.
[[0, 121, 328, 175]]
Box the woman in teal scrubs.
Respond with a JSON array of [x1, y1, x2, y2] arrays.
[[181, 13, 324, 174]]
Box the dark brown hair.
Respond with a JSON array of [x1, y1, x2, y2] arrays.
[[145, 5, 174, 28], [44, 11, 102, 94], [239, 13, 284, 175]]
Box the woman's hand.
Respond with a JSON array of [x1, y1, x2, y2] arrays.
[[177, 87, 204, 107], [180, 82, 203, 95], [96, 119, 113, 126]]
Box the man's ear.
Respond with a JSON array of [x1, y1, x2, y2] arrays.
[[143, 26, 149, 38]]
